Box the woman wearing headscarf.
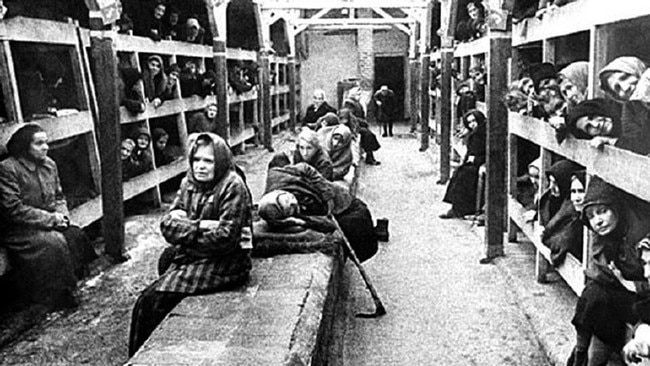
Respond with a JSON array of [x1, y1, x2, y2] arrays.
[[338, 108, 381, 165], [152, 128, 183, 166], [539, 162, 585, 266], [293, 128, 334, 181], [142, 55, 170, 108], [324, 125, 354, 181], [129, 132, 253, 356], [440, 109, 487, 218], [0, 124, 92, 310], [568, 177, 650, 366], [558, 61, 589, 109], [131, 127, 154, 177], [597, 56, 650, 155]]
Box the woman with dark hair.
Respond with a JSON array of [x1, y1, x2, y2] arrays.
[[134, 0, 166, 41], [152, 128, 182, 166], [142, 55, 170, 108], [129, 132, 253, 356], [0, 124, 92, 310], [439, 109, 486, 218], [118, 67, 146, 114]]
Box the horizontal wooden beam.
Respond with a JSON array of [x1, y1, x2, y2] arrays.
[[0, 16, 78, 45], [512, 0, 650, 46], [261, 1, 428, 9], [453, 36, 489, 57], [70, 196, 103, 228], [509, 113, 650, 202], [293, 17, 415, 26], [123, 159, 187, 201], [120, 96, 216, 124], [230, 126, 256, 147]]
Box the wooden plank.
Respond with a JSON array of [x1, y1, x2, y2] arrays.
[[288, 57, 297, 131], [484, 33, 511, 260], [508, 197, 585, 295], [90, 35, 124, 260], [226, 48, 258, 61], [0, 40, 22, 122], [507, 134, 519, 242], [230, 126, 256, 147], [0, 17, 77, 45], [512, 0, 650, 46], [123, 159, 187, 201], [271, 85, 291, 95], [454, 36, 489, 57], [69, 196, 103, 228], [409, 58, 420, 133], [272, 113, 290, 128], [229, 89, 259, 103], [260, 53, 273, 150], [213, 39, 230, 141], [113, 33, 212, 58], [439, 49, 453, 182], [0, 112, 96, 150], [261, 0, 428, 9], [119, 96, 217, 124], [509, 113, 650, 202]]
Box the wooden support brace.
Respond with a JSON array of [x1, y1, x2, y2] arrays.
[[439, 48, 453, 184]]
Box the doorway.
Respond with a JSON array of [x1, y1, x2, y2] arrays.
[[374, 56, 405, 119]]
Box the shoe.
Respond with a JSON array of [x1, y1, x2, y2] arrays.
[[375, 218, 389, 242], [382, 133, 387, 137], [365, 159, 381, 165], [439, 209, 461, 219]]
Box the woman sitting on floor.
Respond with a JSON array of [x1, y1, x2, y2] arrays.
[[293, 128, 333, 181], [439, 109, 487, 219]]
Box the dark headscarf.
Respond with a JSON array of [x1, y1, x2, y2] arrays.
[[152, 127, 168, 143], [529, 62, 556, 92], [566, 98, 622, 139], [6, 123, 44, 158], [546, 160, 583, 199], [187, 132, 234, 190], [579, 176, 622, 232]]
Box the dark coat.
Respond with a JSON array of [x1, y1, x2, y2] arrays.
[[303, 102, 337, 126], [293, 148, 334, 181], [265, 162, 334, 216]]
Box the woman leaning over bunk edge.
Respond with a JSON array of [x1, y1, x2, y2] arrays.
[[128, 132, 253, 356], [0, 124, 94, 310]]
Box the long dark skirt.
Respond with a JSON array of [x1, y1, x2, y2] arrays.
[[359, 127, 380, 152], [442, 162, 480, 216], [3, 228, 85, 308], [335, 198, 378, 262], [572, 279, 638, 349]]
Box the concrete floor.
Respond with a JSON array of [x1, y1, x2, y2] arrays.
[[333, 124, 552, 366]]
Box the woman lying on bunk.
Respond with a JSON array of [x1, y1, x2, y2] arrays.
[[260, 154, 378, 262]]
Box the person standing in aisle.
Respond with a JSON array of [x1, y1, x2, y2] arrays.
[[373, 85, 397, 137]]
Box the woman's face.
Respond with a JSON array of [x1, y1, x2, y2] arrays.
[[331, 134, 343, 149], [153, 4, 166, 20], [465, 114, 478, 130], [560, 79, 585, 105], [137, 135, 149, 149], [528, 166, 540, 189], [467, 4, 480, 19], [28, 131, 49, 161], [312, 92, 325, 108], [148, 59, 162, 76], [585, 204, 619, 236], [575, 115, 613, 137], [206, 105, 218, 119], [606, 71, 639, 101], [120, 143, 133, 160], [192, 144, 215, 183], [570, 177, 586, 212], [155, 135, 168, 151], [298, 140, 316, 161], [169, 12, 179, 25], [548, 175, 560, 197]]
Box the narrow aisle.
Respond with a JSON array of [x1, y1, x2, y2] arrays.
[[339, 124, 550, 365]]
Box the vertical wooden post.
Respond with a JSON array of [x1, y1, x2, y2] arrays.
[[0, 41, 23, 123], [90, 34, 124, 261], [507, 134, 519, 242], [288, 56, 297, 132], [483, 32, 511, 261], [205, 0, 229, 140], [260, 51, 273, 150], [419, 54, 431, 151], [409, 57, 420, 133], [439, 39, 453, 184]]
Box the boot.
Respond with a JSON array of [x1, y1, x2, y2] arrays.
[[365, 151, 381, 165], [375, 218, 389, 242]]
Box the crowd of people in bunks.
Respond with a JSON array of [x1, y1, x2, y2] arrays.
[[506, 0, 577, 23], [499, 55, 650, 365], [454, 1, 488, 43]]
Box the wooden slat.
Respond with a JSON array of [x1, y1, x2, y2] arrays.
[[271, 85, 291, 95], [509, 113, 650, 202], [272, 113, 290, 128], [123, 159, 187, 201], [508, 197, 585, 295], [230, 127, 256, 147], [0, 40, 21, 122], [0, 17, 77, 45], [0, 112, 95, 151], [229, 89, 259, 103], [512, 0, 650, 46], [226, 48, 258, 61], [119, 96, 216, 124], [113, 33, 212, 58], [70, 196, 103, 228], [453, 36, 489, 57]]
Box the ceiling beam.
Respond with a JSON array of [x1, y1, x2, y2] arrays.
[[293, 7, 333, 35], [260, 0, 429, 10], [371, 7, 411, 35], [293, 17, 416, 26]]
